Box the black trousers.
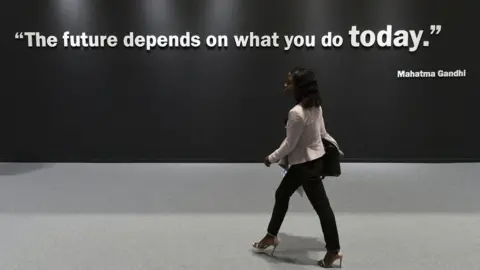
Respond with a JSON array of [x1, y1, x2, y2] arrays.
[[267, 157, 341, 251]]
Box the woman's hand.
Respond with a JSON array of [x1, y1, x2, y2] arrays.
[[264, 156, 271, 167]]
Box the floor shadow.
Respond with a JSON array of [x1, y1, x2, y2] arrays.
[[251, 233, 327, 267], [0, 163, 55, 175]]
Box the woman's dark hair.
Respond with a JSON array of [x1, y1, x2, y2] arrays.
[[290, 67, 305, 74], [291, 68, 322, 108]]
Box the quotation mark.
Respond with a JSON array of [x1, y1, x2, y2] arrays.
[[430, 25, 442, 35], [423, 25, 442, 47], [15, 32, 24, 39]]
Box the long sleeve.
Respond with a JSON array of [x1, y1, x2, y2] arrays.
[[319, 112, 345, 156], [268, 110, 304, 163], [320, 112, 328, 138]]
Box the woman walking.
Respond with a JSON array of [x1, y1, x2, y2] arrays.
[[252, 68, 343, 268]]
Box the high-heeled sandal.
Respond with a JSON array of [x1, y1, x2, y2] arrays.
[[252, 234, 280, 255], [318, 251, 344, 268]]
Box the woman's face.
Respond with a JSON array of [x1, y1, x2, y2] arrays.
[[284, 72, 294, 93]]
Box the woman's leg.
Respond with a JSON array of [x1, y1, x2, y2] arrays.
[[302, 176, 340, 251], [253, 165, 304, 252], [266, 165, 304, 236]]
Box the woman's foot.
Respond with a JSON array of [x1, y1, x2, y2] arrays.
[[252, 233, 280, 255], [318, 250, 344, 268]]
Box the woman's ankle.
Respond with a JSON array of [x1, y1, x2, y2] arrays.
[[266, 232, 277, 238]]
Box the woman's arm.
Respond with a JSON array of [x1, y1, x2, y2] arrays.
[[320, 113, 328, 138], [320, 112, 345, 156], [268, 110, 304, 163]]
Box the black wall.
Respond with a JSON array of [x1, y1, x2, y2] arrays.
[[1, 0, 478, 162]]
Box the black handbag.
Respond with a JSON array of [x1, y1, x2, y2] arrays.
[[320, 138, 342, 178]]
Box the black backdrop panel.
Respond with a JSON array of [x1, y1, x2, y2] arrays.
[[1, 0, 478, 162]]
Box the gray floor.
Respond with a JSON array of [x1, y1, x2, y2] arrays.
[[0, 163, 479, 269]]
